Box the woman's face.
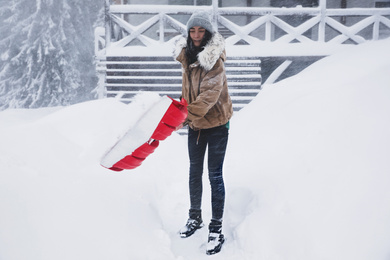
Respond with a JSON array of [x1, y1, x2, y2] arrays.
[[189, 26, 206, 47]]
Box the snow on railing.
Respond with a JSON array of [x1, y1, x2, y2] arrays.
[[94, 0, 390, 58]]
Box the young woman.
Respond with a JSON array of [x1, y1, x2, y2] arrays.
[[173, 11, 233, 255]]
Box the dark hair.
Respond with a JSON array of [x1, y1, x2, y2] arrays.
[[185, 30, 213, 65]]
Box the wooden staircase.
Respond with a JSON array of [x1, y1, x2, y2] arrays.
[[105, 56, 261, 111]]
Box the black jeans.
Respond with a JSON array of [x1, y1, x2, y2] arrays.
[[188, 125, 229, 221]]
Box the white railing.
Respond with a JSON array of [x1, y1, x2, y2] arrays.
[[95, 0, 390, 58]]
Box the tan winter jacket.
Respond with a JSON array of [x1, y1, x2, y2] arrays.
[[173, 33, 233, 130]]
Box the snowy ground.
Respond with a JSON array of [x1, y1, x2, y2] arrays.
[[1, 38, 390, 260]]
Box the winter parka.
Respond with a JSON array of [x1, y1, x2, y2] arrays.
[[173, 32, 233, 130]]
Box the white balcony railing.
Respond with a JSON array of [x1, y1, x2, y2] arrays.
[[95, 0, 390, 58]]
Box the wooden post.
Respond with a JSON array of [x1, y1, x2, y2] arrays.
[[246, 0, 252, 24], [212, 0, 218, 32], [105, 0, 111, 49], [99, 0, 111, 100], [159, 13, 165, 43], [318, 0, 326, 42], [373, 14, 380, 40], [341, 0, 347, 24], [265, 16, 272, 42]]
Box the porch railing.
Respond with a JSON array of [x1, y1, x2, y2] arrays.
[[95, 0, 390, 58]]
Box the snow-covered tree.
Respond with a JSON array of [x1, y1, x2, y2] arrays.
[[0, 0, 100, 110]]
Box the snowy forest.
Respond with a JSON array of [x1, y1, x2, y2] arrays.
[[0, 0, 102, 110]]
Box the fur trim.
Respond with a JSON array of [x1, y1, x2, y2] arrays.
[[173, 36, 187, 60], [173, 33, 225, 71], [198, 33, 225, 71]]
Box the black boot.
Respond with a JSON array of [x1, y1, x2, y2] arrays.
[[179, 209, 203, 238], [206, 219, 225, 255]]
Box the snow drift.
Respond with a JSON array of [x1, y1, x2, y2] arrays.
[[0, 39, 389, 260]]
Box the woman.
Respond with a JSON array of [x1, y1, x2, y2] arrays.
[[173, 11, 233, 255]]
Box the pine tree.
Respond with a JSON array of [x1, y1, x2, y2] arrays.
[[0, 0, 99, 110]]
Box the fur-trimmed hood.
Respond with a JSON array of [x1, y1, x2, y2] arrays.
[[173, 32, 226, 71]]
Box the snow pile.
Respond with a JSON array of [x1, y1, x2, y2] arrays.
[[0, 38, 390, 260], [226, 38, 390, 260]]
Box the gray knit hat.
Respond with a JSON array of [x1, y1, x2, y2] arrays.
[[186, 11, 215, 33]]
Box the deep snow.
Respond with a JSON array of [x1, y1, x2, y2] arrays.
[[0, 38, 390, 260]]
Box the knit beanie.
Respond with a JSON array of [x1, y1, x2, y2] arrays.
[[186, 11, 215, 33]]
